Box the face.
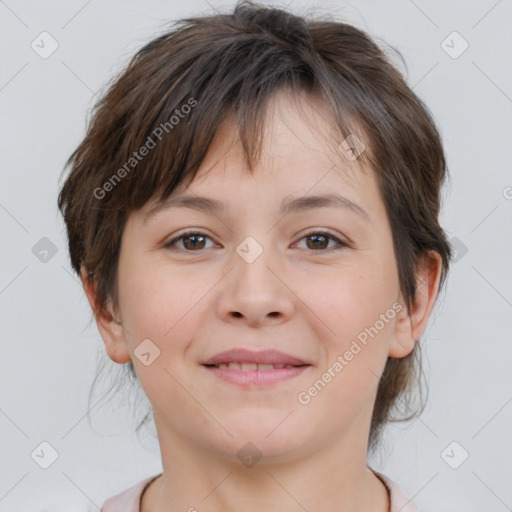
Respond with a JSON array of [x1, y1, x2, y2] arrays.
[[88, 90, 437, 465]]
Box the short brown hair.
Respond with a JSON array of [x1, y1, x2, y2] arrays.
[[58, 0, 452, 453]]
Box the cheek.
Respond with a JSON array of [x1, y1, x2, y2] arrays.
[[296, 262, 396, 385], [119, 266, 201, 411], [119, 258, 202, 338], [299, 273, 394, 419], [298, 262, 393, 329]]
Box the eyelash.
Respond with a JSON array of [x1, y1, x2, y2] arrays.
[[164, 230, 347, 253]]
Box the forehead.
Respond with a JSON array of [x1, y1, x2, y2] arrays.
[[179, 90, 370, 192], [139, 89, 383, 226]]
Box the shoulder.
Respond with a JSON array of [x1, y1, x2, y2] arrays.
[[100, 474, 161, 512], [372, 470, 420, 512]]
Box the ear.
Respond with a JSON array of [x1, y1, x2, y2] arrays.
[[389, 250, 443, 358], [80, 265, 132, 364]]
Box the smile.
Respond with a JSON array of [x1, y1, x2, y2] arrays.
[[206, 362, 303, 370], [202, 363, 311, 386]]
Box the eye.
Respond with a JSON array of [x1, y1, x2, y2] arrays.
[[294, 231, 347, 252], [164, 230, 348, 253], [164, 231, 216, 252]]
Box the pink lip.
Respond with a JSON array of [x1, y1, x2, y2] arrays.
[[201, 348, 310, 366], [201, 349, 311, 388], [203, 365, 310, 387]]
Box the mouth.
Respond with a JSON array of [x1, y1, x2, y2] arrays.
[[201, 348, 312, 387], [201, 348, 310, 367], [203, 362, 308, 370]]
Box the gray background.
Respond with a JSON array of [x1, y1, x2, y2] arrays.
[[1, 0, 511, 510]]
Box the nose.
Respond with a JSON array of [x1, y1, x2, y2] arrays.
[[215, 244, 296, 327]]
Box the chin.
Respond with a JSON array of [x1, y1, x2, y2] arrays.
[[208, 417, 309, 461]]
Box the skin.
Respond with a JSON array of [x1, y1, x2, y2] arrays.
[[81, 89, 442, 511]]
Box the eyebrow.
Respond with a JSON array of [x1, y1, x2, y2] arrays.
[[144, 192, 369, 223]]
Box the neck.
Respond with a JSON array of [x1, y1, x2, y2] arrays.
[[141, 429, 389, 511]]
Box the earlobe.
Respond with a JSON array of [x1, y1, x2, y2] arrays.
[[389, 251, 443, 358], [79, 265, 132, 365]]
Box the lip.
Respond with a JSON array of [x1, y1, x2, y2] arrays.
[[203, 364, 310, 387], [201, 348, 310, 366], [201, 348, 311, 388]]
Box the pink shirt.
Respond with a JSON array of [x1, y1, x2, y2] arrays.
[[100, 470, 419, 511]]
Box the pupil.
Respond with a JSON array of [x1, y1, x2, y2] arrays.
[[185, 235, 205, 250], [308, 234, 327, 250]]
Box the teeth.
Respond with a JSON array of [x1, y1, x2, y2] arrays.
[[257, 364, 275, 370], [214, 362, 298, 370], [240, 363, 257, 371]]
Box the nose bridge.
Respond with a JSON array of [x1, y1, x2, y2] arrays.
[[233, 233, 279, 297], [216, 232, 295, 325], [234, 236, 276, 292]]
